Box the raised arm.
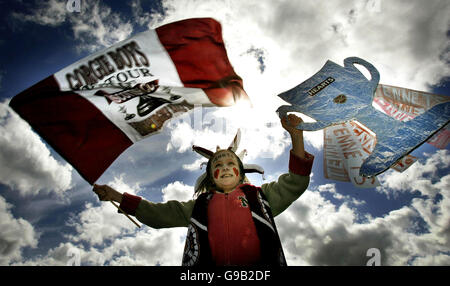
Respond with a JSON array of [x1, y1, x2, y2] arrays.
[[261, 114, 314, 216]]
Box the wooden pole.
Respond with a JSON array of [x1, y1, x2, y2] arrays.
[[110, 200, 141, 228]]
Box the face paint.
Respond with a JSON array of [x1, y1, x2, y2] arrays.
[[214, 169, 220, 179], [210, 150, 241, 193]]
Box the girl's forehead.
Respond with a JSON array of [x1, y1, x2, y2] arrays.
[[212, 151, 237, 163]]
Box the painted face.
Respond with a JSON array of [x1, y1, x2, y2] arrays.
[[211, 151, 241, 193]]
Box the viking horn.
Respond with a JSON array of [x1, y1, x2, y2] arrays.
[[228, 129, 241, 152], [237, 149, 247, 160], [192, 145, 214, 159]]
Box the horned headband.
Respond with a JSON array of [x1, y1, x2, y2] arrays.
[[192, 129, 265, 192]]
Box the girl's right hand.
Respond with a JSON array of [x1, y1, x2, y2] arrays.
[[93, 184, 123, 203]]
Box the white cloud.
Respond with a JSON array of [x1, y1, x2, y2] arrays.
[[276, 150, 450, 265], [12, 0, 67, 27], [0, 102, 73, 196], [317, 183, 366, 206], [27, 226, 186, 266], [66, 201, 138, 246], [12, 0, 134, 53], [276, 190, 421, 265], [108, 174, 141, 196], [377, 150, 450, 198], [37, 179, 190, 265], [0, 195, 39, 265], [12, 153, 450, 265], [70, 1, 134, 52], [129, 0, 155, 27], [66, 175, 142, 246], [161, 181, 194, 202], [182, 158, 206, 172], [101, 227, 186, 266], [165, 104, 302, 162]]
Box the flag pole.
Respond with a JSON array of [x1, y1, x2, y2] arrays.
[[110, 200, 141, 228]]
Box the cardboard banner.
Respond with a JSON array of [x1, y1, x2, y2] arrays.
[[427, 123, 450, 149], [324, 120, 419, 187], [390, 154, 418, 173], [277, 57, 449, 177], [373, 84, 450, 149], [324, 121, 380, 188]]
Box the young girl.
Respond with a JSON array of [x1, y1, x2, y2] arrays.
[[93, 114, 314, 266]]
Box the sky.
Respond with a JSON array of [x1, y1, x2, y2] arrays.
[[0, 0, 449, 266]]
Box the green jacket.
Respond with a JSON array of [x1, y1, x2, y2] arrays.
[[133, 171, 310, 229]]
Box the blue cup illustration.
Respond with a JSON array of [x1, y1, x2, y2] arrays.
[[276, 57, 450, 177]]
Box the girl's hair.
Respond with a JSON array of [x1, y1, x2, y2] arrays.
[[194, 150, 247, 197]]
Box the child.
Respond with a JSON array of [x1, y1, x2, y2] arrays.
[[93, 114, 314, 266]]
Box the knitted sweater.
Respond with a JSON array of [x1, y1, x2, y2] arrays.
[[119, 151, 314, 228]]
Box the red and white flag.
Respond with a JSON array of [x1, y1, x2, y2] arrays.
[[10, 18, 249, 184]]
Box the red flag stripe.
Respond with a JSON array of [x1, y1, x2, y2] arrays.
[[9, 76, 133, 184], [156, 18, 249, 106]]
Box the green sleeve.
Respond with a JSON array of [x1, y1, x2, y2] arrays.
[[261, 171, 310, 217], [134, 199, 196, 229]]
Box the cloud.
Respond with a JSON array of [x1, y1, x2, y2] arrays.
[[70, 1, 134, 52], [11, 151, 450, 265], [0, 195, 39, 265], [129, 0, 165, 27], [276, 150, 450, 265], [147, 0, 449, 90], [377, 150, 450, 198], [182, 158, 206, 172], [165, 104, 303, 162], [244, 46, 267, 73], [161, 181, 194, 202], [277, 190, 417, 265], [0, 102, 73, 196], [66, 175, 142, 246], [59, 178, 190, 265], [11, 0, 68, 27], [317, 183, 366, 206], [12, 0, 134, 52], [109, 174, 142, 196]]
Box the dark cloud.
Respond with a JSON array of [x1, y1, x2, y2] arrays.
[[245, 47, 266, 73]]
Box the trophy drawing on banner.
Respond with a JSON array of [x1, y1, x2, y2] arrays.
[[276, 57, 450, 177], [95, 80, 191, 137]]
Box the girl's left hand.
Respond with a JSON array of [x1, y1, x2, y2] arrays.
[[281, 114, 303, 136]]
